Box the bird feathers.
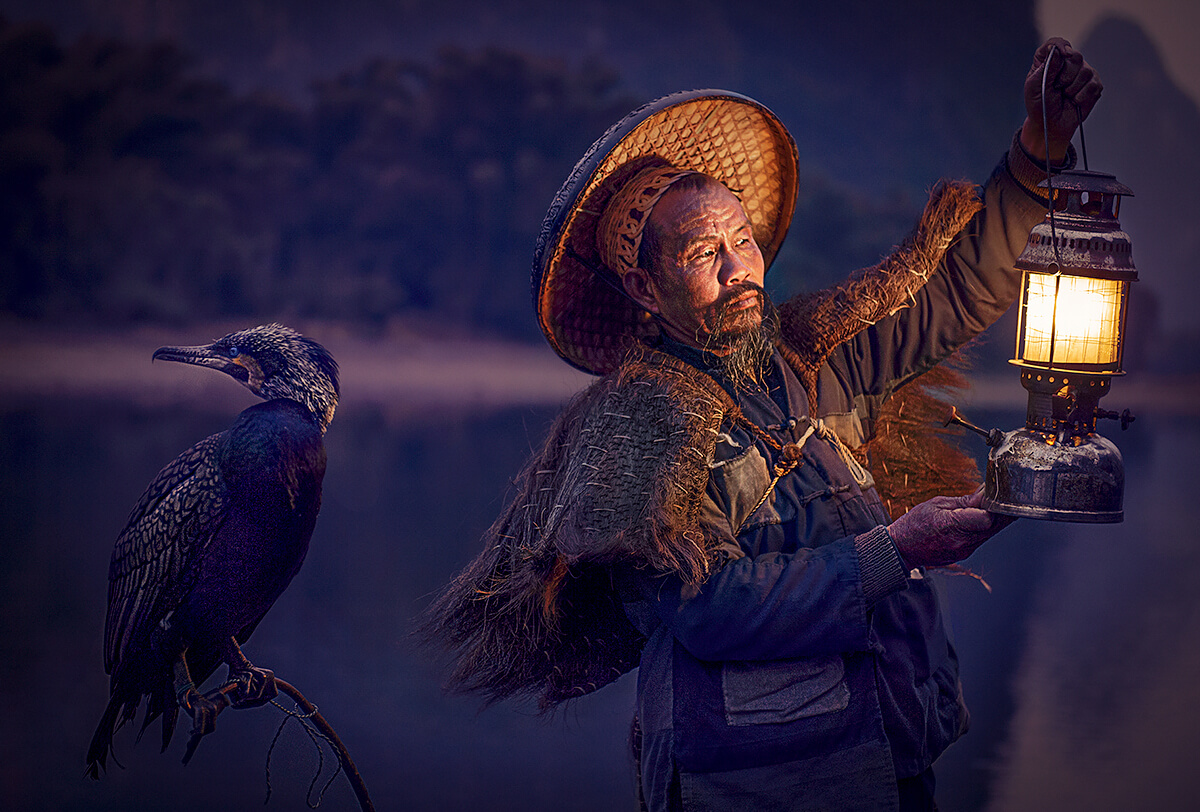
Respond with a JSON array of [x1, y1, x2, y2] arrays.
[[105, 433, 227, 674], [88, 324, 336, 778]]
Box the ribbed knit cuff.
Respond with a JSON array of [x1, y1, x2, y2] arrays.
[[1006, 127, 1078, 203], [855, 525, 908, 604]]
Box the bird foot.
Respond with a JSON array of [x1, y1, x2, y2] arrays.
[[179, 686, 230, 764], [226, 665, 278, 709]]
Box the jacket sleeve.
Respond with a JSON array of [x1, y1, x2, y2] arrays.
[[623, 511, 906, 662], [822, 134, 1066, 428]]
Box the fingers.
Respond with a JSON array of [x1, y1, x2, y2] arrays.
[[1036, 36, 1074, 60], [1029, 39, 1085, 91], [954, 503, 1018, 538], [925, 490, 985, 511], [1030, 37, 1073, 78], [1060, 59, 1093, 98], [960, 489, 986, 509], [919, 491, 978, 510], [1053, 47, 1085, 90], [937, 493, 1009, 534], [1073, 72, 1105, 119], [950, 507, 994, 532], [952, 490, 1016, 534], [1043, 41, 1100, 104]]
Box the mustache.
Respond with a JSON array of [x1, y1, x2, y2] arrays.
[[714, 281, 766, 312], [708, 282, 776, 338], [704, 282, 780, 392]]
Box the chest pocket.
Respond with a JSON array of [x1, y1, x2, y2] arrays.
[[707, 443, 782, 534], [722, 654, 849, 726]]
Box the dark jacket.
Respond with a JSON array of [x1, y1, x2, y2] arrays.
[[620, 138, 1055, 811]]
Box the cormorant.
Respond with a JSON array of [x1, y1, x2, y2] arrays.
[[86, 324, 339, 777]]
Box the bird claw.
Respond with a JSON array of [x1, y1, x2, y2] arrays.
[[175, 665, 276, 764], [179, 687, 230, 765], [227, 665, 277, 709]]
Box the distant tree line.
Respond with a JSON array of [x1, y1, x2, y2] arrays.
[[0, 16, 928, 340]]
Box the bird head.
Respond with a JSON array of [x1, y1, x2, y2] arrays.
[[153, 324, 340, 432]]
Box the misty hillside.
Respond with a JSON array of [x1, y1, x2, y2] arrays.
[[1, 1, 1195, 369]]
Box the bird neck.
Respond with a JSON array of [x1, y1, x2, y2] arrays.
[[258, 394, 335, 434], [257, 374, 337, 434], [302, 389, 337, 434]]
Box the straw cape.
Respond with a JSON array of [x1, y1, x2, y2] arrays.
[[426, 91, 985, 709]]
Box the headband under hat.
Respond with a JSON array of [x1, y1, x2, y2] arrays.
[[596, 165, 700, 278]]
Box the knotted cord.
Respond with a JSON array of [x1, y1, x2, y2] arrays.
[[729, 409, 873, 536]]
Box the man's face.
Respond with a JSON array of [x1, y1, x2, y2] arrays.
[[623, 178, 766, 351]]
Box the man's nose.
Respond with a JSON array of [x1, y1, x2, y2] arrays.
[[718, 244, 751, 286]]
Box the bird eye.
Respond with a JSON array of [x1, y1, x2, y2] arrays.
[[227, 346, 240, 358]]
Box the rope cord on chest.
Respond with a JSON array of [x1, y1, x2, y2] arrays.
[[728, 406, 813, 536], [727, 405, 874, 536]]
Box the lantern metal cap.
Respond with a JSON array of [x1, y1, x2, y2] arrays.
[[1014, 164, 1138, 283], [1037, 169, 1133, 196]]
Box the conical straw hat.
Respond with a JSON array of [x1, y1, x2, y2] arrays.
[[532, 89, 798, 375]]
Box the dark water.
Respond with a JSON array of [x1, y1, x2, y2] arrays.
[[1, 397, 1196, 811]]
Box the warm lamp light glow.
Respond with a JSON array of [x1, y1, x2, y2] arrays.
[[984, 159, 1137, 523], [1019, 271, 1125, 368]]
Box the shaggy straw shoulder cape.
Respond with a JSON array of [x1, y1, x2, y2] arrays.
[[426, 180, 984, 708]]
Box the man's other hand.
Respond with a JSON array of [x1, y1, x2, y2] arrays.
[[888, 490, 1016, 569]]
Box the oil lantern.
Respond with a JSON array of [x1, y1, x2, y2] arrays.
[[980, 168, 1138, 522]]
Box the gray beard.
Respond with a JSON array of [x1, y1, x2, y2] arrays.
[[702, 284, 780, 392]]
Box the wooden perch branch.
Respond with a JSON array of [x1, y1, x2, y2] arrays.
[[274, 678, 375, 812], [183, 674, 375, 812]]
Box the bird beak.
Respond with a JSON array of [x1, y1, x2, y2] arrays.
[[154, 343, 248, 379], [152, 343, 258, 387], [152, 343, 230, 370]]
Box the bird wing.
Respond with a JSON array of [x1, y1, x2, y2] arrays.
[[104, 432, 228, 675]]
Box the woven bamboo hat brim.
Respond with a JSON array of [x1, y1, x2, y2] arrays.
[[532, 89, 799, 375]]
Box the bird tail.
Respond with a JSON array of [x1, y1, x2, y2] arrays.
[[137, 680, 180, 753], [86, 675, 172, 778], [85, 694, 127, 780]]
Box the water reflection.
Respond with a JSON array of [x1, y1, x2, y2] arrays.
[[0, 398, 1195, 811], [982, 416, 1200, 812]]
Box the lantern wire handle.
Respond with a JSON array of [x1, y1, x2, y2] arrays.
[[1041, 44, 1064, 368], [1041, 43, 1061, 266]]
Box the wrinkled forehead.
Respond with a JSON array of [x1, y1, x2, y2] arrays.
[[651, 178, 753, 241]]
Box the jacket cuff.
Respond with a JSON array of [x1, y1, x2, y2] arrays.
[[855, 525, 908, 603], [1005, 127, 1078, 204]]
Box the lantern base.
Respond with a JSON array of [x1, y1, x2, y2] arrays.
[[983, 427, 1124, 523]]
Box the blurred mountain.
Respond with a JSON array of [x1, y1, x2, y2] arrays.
[[9, 0, 1195, 362]]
